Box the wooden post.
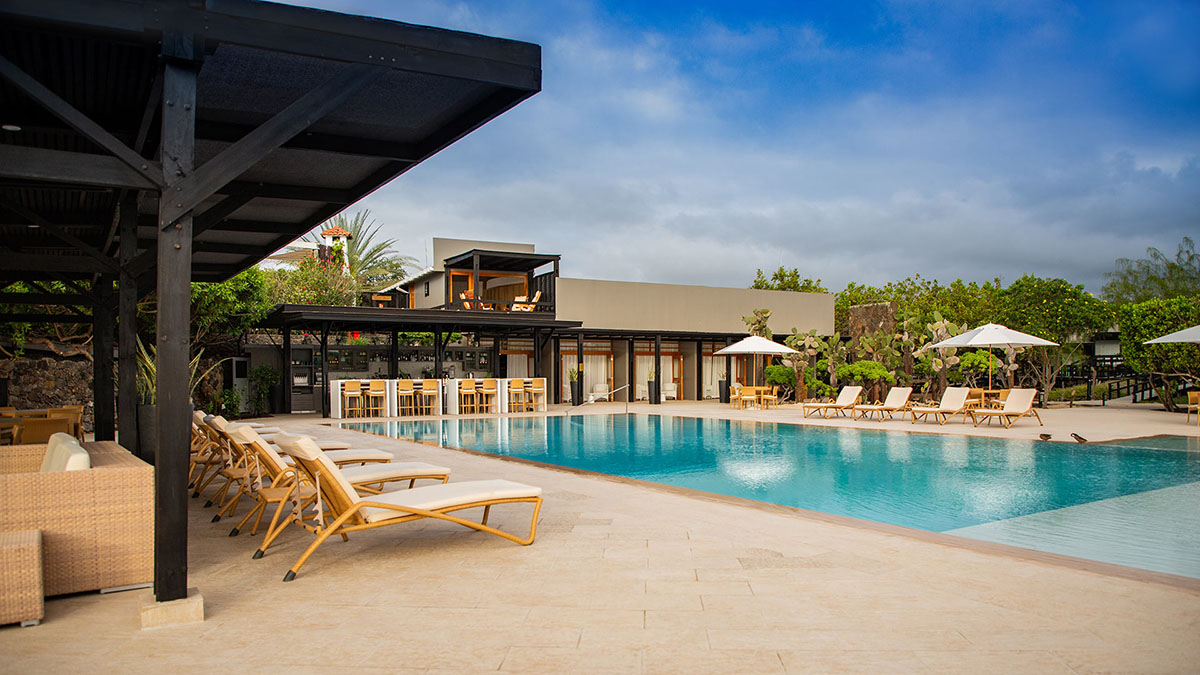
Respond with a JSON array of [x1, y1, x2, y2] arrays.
[[282, 327, 292, 413], [433, 329, 443, 379], [627, 338, 635, 403], [92, 276, 115, 440], [388, 329, 398, 378], [653, 334, 662, 405], [472, 251, 480, 309], [154, 54, 198, 603], [576, 332, 584, 380], [117, 195, 139, 458], [695, 339, 703, 401], [552, 337, 561, 404], [319, 322, 329, 418], [532, 328, 542, 377]]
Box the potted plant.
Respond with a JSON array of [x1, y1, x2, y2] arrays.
[[567, 366, 583, 406], [647, 369, 660, 404], [249, 364, 281, 416], [135, 338, 226, 463]]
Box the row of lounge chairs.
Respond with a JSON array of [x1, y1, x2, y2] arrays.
[[801, 386, 1043, 428], [188, 412, 542, 581]]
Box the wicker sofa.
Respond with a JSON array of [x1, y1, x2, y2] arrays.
[[0, 439, 153, 597]]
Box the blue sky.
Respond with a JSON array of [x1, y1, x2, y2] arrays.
[[292, 0, 1199, 292]]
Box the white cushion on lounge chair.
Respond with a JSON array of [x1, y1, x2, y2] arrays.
[[340, 462, 452, 484], [911, 387, 969, 414], [262, 436, 350, 451], [41, 432, 91, 473], [360, 479, 543, 524], [274, 446, 393, 465], [242, 426, 282, 435]]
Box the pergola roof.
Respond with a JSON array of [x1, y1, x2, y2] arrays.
[[0, 0, 541, 284], [262, 303, 580, 335], [442, 249, 561, 273]]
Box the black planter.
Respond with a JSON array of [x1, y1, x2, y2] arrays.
[[136, 403, 156, 464], [648, 380, 660, 405], [268, 384, 284, 414], [570, 380, 583, 406], [718, 380, 730, 404]]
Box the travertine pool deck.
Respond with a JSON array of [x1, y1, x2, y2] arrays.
[[3, 403, 1199, 673]]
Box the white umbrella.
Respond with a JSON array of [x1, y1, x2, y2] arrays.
[[930, 323, 1058, 387], [715, 336, 798, 387], [714, 335, 800, 356], [1144, 324, 1200, 344]]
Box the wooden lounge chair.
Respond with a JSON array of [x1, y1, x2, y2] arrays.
[[853, 387, 913, 421], [968, 388, 1043, 428], [910, 387, 970, 425], [274, 435, 542, 581], [801, 386, 863, 418], [225, 427, 451, 555], [511, 290, 541, 312], [1187, 391, 1199, 426]]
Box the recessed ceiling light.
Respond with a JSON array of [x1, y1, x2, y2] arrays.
[[28, 224, 40, 229], [1, 124, 21, 132]]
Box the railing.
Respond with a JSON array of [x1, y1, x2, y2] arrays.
[[532, 272, 555, 313], [1106, 374, 1156, 403], [565, 384, 631, 416], [449, 299, 555, 313]]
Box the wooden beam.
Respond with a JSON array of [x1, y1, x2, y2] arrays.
[[0, 145, 159, 191], [0, 250, 111, 274], [0, 55, 164, 189], [0, 313, 93, 324], [0, 292, 92, 306], [196, 120, 420, 160], [153, 55, 197, 604], [0, 199, 119, 274], [159, 63, 385, 227]]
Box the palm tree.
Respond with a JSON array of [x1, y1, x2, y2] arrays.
[[305, 210, 417, 292]]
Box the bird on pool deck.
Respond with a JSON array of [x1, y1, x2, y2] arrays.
[[1039, 433, 1052, 441], [1071, 433, 1087, 444]]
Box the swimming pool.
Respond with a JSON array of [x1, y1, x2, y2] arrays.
[[341, 414, 1200, 578]]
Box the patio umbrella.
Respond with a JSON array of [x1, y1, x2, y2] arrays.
[[930, 323, 1058, 387], [1144, 324, 1200, 344], [715, 336, 799, 386]]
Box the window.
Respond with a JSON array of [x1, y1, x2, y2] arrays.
[[423, 281, 429, 297]]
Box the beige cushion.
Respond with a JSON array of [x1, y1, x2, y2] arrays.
[[260, 435, 349, 451], [40, 433, 91, 473], [360, 479, 542, 524], [340, 462, 452, 484], [323, 448, 393, 463]]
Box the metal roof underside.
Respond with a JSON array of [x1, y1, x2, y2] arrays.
[[443, 249, 561, 273], [0, 0, 541, 284]]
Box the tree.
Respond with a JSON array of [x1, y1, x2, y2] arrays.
[[751, 267, 828, 293], [189, 268, 273, 351], [997, 275, 1113, 401], [1115, 296, 1200, 411], [1102, 236, 1200, 303], [264, 256, 356, 306], [783, 328, 822, 401], [305, 210, 417, 293]]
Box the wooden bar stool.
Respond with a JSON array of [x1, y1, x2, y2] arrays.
[[395, 379, 416, 416], [364, 380, 387, 417], [459, 379, 478, 414], [418, 379, 440, 415], [341, 380, 363, 418], [478, 378, 498, 413], [508, 378, 528, 413], [526, 377, 546, 412]]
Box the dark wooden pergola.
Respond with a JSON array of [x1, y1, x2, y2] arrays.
[[0, 0, 540, 602]]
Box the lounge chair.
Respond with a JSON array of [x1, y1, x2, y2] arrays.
[[274, 434, 542, 581], [968, 388, 1043, 428], [661, 382, 678, 401], [1187, 391, 1199, 426], [588, 383, 611, 402], [801, 386, 863, 418], [224, 427, 451, 556], [511, 290, 541, 312], [207, 415, 393, 465], [910, 387, 970, 425], [853, 387, 913, 421]]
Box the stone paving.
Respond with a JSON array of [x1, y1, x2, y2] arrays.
[[2, 402, 1199, 673]]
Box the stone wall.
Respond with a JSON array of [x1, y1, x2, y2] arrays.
[[846, 302, 898, 341], [0, 357, 97, 432]]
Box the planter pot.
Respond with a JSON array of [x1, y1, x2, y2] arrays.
[[569, 380, 583, 406], [136, 403, 156, 464], [718, 380, 730, 404], [648, 380, 660, 405], [268, 384, 284, 414]]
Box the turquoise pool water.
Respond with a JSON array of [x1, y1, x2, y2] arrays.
[[341, 414, 1200, 577]]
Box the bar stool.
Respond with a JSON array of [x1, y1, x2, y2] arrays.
[[395, 379, 416, 416], [479, 378, 498, 413], [341, 380, 363, 418], [364, 380, 387, 417], [418, 379, 440, 415], [459, 379, 478, 414], [508, 378, 527, 413], [526, 377, 546, 412]]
